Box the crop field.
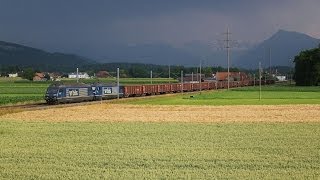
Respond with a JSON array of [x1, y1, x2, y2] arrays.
[[0, 82, 319, 178], [120, 85, 320, 105], [0, 79, 48, 105], [0, 120, 319, 179]]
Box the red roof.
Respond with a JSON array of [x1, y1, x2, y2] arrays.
[[34, 73, 45, 78]]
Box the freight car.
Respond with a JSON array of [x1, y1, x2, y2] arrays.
[[45, 80, 275, 104]]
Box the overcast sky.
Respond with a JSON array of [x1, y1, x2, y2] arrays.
[[0, 0, 319, 59]]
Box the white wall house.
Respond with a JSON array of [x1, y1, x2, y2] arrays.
[[68, 72, 90, 79], [8, 73, 18, 77], [276, 76, 286, 81]]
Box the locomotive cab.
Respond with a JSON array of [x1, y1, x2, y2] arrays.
[[45, 87, 60, 104], [45, 83, 94, 104]]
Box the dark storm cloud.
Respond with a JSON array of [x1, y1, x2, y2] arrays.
[[0, 0, 319, 59]]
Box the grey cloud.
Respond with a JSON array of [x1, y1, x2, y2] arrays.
[[0, 0, 319, 60]]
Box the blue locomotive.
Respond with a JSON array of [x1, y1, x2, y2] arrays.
[[92, 83, 124, 100], [45, 83, 124, 104]]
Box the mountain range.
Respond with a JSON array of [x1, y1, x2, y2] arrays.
[[0, 30, 319, 70], [235, 30, 320, 69], [0, 41, 90, 71]]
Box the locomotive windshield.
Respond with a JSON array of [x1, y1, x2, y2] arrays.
[[46, 88, 58, 94]]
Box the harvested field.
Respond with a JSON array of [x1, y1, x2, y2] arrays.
[[1, 104, 320, 122]]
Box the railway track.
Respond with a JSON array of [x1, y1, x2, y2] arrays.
[[0, 88, 238, 116], [0, 90, 208, 112], [0, 103, 47, 110], [0, 100, 107, 112]]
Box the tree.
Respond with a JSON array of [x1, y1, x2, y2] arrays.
[[202, 67, 213, 77], [21, 68, 35, 81], [294, 47, 320, 86]]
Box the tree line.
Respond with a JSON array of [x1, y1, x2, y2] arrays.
[[294, 44, 320, 86], [0, 63, 240, 80]]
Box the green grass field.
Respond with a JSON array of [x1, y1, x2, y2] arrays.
[[0, 79, 48, 105], [0, 121, 319, 179], [120, 85, 320, 105]]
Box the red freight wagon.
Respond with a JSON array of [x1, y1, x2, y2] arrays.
[[201, 82, 209, 90], [170, 83, 181, 92], [208, 82, 215, 89], [158, 84, 171, 93], [143, 84, 158, 95], [192, 83, 200, 91], [217, 81, 227, 89], [124, 85, 143, 97], [182, 83, 192, 92]]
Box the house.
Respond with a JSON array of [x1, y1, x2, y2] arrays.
[[276, 76, 286, 81], [8, 73, 18, 78], [33, 73, 46, 81], [49, 72, 62, 81], [96, 71, 111, 78], [68, 72, 90, 79]]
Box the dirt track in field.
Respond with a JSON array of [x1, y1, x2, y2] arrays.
[[1, 104, 320, 123]]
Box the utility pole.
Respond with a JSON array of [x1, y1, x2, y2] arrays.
[[269, 48, 272, 80], [117, 67, 120, 99], [76, 67, 79, 83], [150, 70, 153, 84], [196, 67, 199, 82], [225, 27, 231, 90], [191, 72, 194, 82], [168, 65, 171, 84], [181, 70, 183, 93], [199, 60, 202, 92], [259, 62, 262, 100], [289, 58, 292, 85]]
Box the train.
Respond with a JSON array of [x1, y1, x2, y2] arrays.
[[45, 83, 124, 104], [45, 80, 274, 104]]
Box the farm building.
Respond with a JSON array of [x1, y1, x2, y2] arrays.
[[68, 72, 90, 79], [96, 71, 111, 78], [8, 73, 18, 78], [33, 73, 46, 81], [276, 76, 286, 81], [49, 72, 62, 81]]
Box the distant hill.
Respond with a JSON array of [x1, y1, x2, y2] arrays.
[[98, 41, 252, 67], [98, 43, 199, 66], [0, 41, 93, 71], [235, 30, 320, 69]]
